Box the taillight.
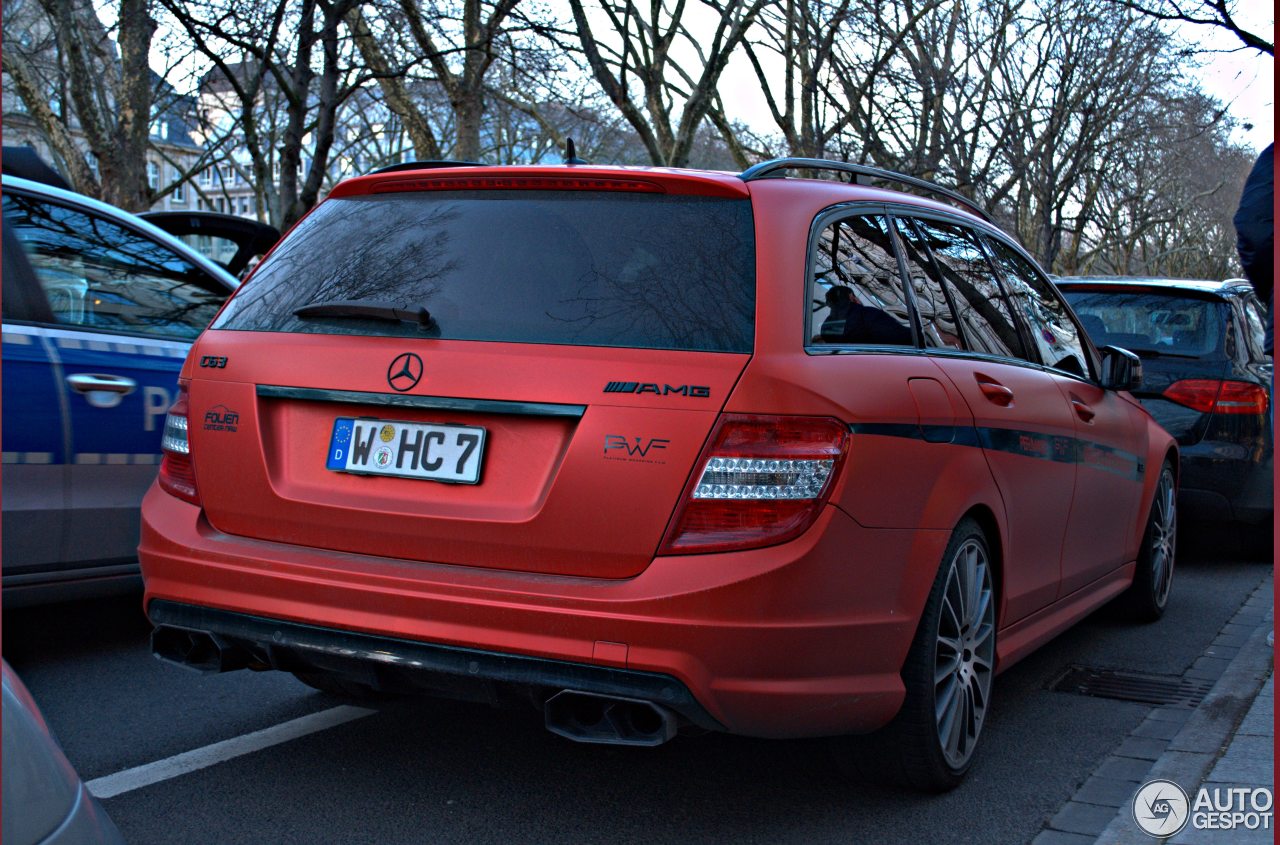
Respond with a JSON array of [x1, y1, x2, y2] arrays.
[[659, 415, 849, 555], [1162, 379, 1269, 415], [158, 383, 201, 505]]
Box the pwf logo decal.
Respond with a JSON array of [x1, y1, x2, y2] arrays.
[[204, 405, 240, 433], [604, 435, 670, 464]]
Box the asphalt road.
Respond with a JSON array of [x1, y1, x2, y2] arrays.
[[3, 530, 1270, 845]]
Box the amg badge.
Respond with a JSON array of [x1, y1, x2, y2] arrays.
[[603, 381, 710, 398]]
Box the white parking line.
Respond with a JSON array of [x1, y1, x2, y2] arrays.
[[86, 705, 375, 799]]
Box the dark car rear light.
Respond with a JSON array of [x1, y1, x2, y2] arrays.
[[158, 382, 201, 506], [659, 415, 849, 555], [1162, 379, 1269, 415]]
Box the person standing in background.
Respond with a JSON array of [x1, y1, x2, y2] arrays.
[[1234, 143, 1274, 354]]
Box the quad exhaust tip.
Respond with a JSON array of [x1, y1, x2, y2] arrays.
[[544, 690, 678, 747]]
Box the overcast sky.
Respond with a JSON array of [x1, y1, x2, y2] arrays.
[[1181, 7, 1273, 153]]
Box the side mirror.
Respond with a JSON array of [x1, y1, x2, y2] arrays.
[[1100, 345, 1142, 392]]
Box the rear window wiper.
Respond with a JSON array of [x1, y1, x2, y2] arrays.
[[294, 299, 434, 330]]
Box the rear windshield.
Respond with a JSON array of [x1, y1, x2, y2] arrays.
[[1061, 289, 1227, 358], [213, 191, 755, 353]]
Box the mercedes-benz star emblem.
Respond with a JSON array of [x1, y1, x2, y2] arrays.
[[387, 352, 424, 392]]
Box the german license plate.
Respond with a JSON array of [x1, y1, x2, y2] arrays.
[[326, 417, 486, 484]]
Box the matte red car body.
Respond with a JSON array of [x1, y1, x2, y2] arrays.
[[139, 165, 1175, 738]]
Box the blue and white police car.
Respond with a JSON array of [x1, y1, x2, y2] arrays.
[[2, 172, 274, 605]]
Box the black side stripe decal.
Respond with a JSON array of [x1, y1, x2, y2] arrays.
[[849, 423, 1144, 481]]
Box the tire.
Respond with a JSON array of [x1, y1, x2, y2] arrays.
[[292, 671, 385, 700], [1115, 462, 1177, 623], [840, 517, 997, 792]]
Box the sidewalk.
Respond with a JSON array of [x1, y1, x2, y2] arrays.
[[1092, 580, 1274, 844], [1033, 575, 1273, 845], [1167, 674, 1274, 844]]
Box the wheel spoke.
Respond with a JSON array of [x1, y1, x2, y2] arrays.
[[936, 674, 961, 733], [935, 652, 961, 686], [963, 547, 979, 625], [969, 568, 991, 629], [944, 686, 966, 757], [936, 670, 957, 722], [941, 595, 962, 638], [970, 621, 995, 650], [947, 569, 966, 631], [970, 671, 988, 712]]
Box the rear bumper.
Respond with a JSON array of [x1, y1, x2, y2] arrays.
[[139, 484, 949, 738], [1178, 440, 1273, 524], [148, 599, 723, 730]]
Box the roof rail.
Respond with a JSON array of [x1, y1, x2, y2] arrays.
[[739, 157, 991, 222], [367, 160, 483, 176]]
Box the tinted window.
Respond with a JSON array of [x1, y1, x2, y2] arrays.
[[3, 193, 228, 339], [985, 238, 1089, 377], [809, 214, 914, 346], [214, 191, 756, 353], [1061, 289, 1227, 358], [911, 220, 1025, 359], [892, 217, 963, 350]]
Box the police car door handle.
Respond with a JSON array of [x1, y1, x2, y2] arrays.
[[67, 373, 137, 394], [66, 373, 137, 409]]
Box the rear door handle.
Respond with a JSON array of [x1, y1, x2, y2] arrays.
[[1071, 399, 1096, 423], [66, 373, 137, 409], [977, 381, 1014, 407]]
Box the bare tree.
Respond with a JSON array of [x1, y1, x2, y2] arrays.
[[566, 0, 767, 166], [1063, 92, 1253, 277], [341, 0, 530, 162], [159, 0, 362, 227], [1111, 0, 1272, 55], [728, 0, 943, 160], [3, 0, 156, 209]]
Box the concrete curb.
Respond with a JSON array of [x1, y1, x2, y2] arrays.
[[1092, 600, 1274, 844]]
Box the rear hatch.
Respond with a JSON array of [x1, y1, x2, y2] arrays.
[[1063, 286, 1230, 444], [184, 176, 756, 578]]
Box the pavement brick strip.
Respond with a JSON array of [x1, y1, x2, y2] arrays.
[[1032, 575, 1274, 845]]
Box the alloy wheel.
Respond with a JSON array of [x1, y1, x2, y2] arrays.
[[934, 537, 996, 770], [1150, 468, 1177, 608]]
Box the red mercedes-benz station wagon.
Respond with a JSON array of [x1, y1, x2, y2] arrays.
[[139, 159, 1177, 790]]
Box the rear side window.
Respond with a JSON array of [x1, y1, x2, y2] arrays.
[[808, 214, 914, 347], [891, 217, 963, 350], [2, 192, 228, 339], [214, 191, 756, 353], [984, 238, 1090, 377], [911, 219, 1026, 360]]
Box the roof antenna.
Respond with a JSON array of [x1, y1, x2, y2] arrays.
[[564, 137, 588, 166]]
